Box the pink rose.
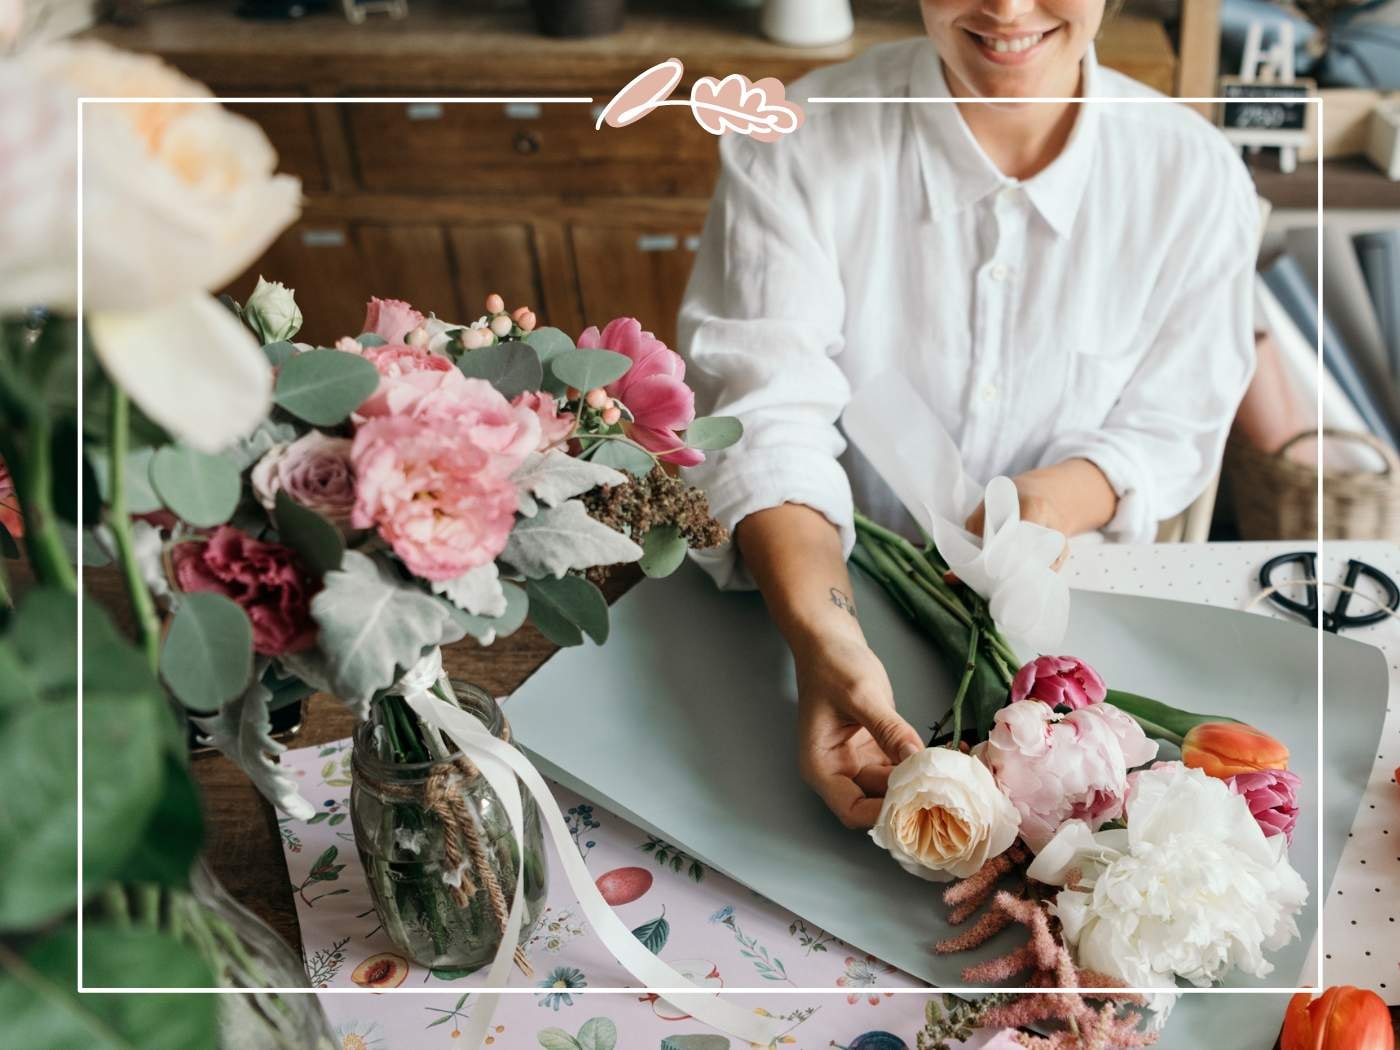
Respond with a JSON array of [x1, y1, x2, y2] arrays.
[[362, 297, 424, 345], [578, 317, 702, 467], [1227, 768, 1301, 844], [350, 414, 519, 581], [171, 526, 317, 656], [978, 699, 1158, 852], [1010, 655, 1107, 710], [251, 431, 357, 530], [512, 390, 575, 452]]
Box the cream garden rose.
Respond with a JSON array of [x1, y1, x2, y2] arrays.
[[869, 747, 1020, 882], [2, 41, 301, 452]]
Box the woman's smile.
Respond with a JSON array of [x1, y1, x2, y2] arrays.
[[962, 24, 1062, 66]]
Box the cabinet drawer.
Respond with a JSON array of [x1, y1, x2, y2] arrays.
[[572, 223, 705, 349], [346, 99, 719, 196], [224, 101, 327, 192]]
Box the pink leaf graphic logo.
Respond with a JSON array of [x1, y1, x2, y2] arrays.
[[595, 57, 685, 130], [689, 74, 804, 142]]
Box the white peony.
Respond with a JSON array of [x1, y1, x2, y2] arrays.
[[870, 747, 1020, 882], [1027, 761, 1308, 992]]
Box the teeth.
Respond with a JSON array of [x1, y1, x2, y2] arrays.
[[980, 32, 1044, 53]]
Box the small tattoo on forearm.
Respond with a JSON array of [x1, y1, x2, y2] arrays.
[[829, 587, 857, 618]]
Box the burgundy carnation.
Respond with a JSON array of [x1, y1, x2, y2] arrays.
[[171, 526, 318, 656]]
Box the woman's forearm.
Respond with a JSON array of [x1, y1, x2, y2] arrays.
[[734, 503, 864, 654]]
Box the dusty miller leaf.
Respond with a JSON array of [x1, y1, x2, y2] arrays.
[[512, 449, 626, 508], [191, 663, 315, 820], [430, 561, 507, 618], [309, 551, 466, 708], [501, 499, 641, 579]]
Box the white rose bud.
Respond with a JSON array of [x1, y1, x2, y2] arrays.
[[869, 747, 1020, 882], [243, 275, 303, 344]]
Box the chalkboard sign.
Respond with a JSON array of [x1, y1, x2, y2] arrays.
[[1216, 77, 1315, 149]]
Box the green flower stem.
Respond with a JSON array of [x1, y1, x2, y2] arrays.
[[0, 556, 10, 611], [1121, 712, 1183, 747], [1104, 688, 1238, 743], [101, 884, 130, 927], [0, 368, 75, 593], [949, 623, 980, 747], [107, 386, 160, 670], [137, 883, 161, 930]]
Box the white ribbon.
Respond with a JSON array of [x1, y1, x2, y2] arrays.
[[391, 653, 786, 1050], [842, 374, 1069, 653]]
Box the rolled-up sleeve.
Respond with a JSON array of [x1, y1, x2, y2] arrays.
[[1037, 173, 1259, 542], [678, 134, 853, 589]]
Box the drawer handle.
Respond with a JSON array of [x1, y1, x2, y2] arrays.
[[637, 234, 679, 252], [514, 130, 542, 155], [406, 102, 443, 121], [505, 102, 542, 120], [684, 235, 701, 252], [301, 229, 347, 248]]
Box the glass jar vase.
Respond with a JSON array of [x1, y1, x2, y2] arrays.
[[350, 681, 548, 972]]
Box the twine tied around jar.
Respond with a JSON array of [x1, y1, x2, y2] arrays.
[[379, 651, 533, 976]]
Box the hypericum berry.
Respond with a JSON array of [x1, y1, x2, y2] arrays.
[[518, 310, 537, 333], [601, 405, 622, 426], [485, 293, 505, 314], [405, 325, 429, 347], [461, 328, 489, 350], [490, 314, 513, 338], [585, 388, 610, 409]]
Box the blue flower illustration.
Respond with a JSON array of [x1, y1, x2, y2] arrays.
[[536, 966, 587, 1010], [708, 905, 735, 925]]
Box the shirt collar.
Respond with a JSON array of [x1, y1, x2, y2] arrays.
[[908, 43, 1101, 237]]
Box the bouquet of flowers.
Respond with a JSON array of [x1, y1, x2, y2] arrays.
[[124, 283, 737, 818], [853, 517, 1309, 1044]]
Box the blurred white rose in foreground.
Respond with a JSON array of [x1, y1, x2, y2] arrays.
[[0, 40, 302, 451]]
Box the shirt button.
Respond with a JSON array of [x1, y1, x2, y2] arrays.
[[990, 263, 1011, 281], [980, 382, 1000, 402]]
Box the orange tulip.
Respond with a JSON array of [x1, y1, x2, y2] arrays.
[[1281, 986, 1395, 1050], [1180, 721, 1289, 778]]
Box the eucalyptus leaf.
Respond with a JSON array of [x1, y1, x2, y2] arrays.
[[526, 575, 608, 648], [447, 580, 529, 647], [588, 440, 655, 478], [639, 525, 688, 578], [548, 348, 631, 392], [681, 415, 743, 451], [159, 592, 254, 713], [225, 418, 299, 472], [525, 326, 574, 365], [262, 341, 297, 367], [356, 333, 387, 348], [512, 449, 626, 508], [536, 1029, 582, 1050], [192, 666, 314, 820], [272, 347, 379, 426], [501, 499, 642, 579], [149, 445, 241, 528], [310, 551, 467, 709], [88, 447, 163, 515], [0, 923, 218, 1050], [457, 341, 544, 399], [273, 490, 345, 579]]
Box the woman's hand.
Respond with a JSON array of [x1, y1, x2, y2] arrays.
[[963, 458, 1117, 568], [791, 630, 924, 829]]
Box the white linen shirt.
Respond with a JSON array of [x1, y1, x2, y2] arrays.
[[679, 39, 1258, 588]]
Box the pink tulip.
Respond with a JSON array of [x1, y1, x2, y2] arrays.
[[578, 317, 702, 467], [1011, 655, 1107, 710], [1227, 768, 1301, 844]]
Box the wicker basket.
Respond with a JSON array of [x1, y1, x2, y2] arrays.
[[1226, 428, 1400, 540]]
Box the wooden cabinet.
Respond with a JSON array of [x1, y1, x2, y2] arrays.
[[571, 221, 706, 349]]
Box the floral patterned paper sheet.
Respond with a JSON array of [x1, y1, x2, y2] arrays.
[[282, 738, 1009, 1049]]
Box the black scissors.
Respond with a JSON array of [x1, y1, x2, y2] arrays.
[[1259, 551, 1400, 633]]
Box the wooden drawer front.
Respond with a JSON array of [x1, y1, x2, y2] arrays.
[[347, 100, 719, 196], [221, 220, 549, 346], [447, 225, 546, 327], [571, 224, 704, 351], [224, 102, 327, 192]]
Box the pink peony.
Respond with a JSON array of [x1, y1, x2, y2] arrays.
[[977, 698, 1158, 852], [171, 526, 317, 656], [1227, 768, 1301, 844], [362, 297, 425, 345], [512, 390, 575, 452], [0, 456, 21, 538], [251, 431, 357, 530], [351, 414, 520, 581], [1011, 655, 1107, 710], [578, 317, 702, 467]]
